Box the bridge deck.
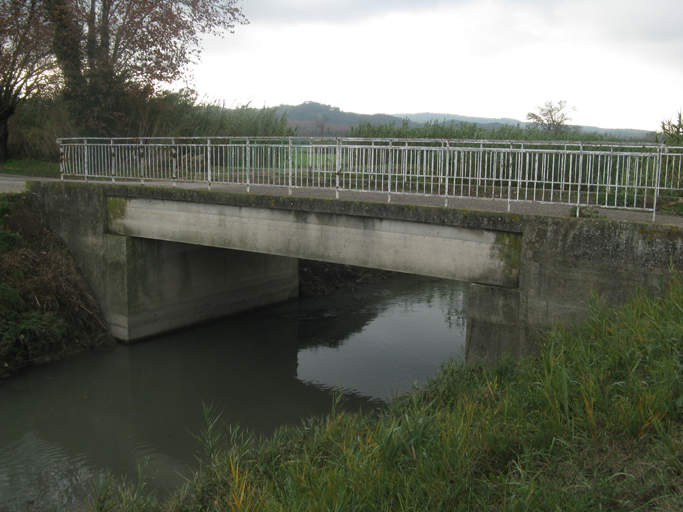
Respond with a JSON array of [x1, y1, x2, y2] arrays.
[[3, 174, 683, 226]]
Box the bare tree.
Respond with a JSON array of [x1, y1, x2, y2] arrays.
[[0, 0, 56, 162], [314, 113, 328, 136], [526, 100, 575, 137]]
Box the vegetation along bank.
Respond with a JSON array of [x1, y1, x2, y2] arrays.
[[0, 192, 113, 377], [91, 271, 683, 510]]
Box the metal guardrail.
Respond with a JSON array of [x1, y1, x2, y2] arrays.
[[57, 137, 683, 221]]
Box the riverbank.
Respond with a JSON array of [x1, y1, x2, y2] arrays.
[[0, 192, 113, 378], [92, 274, 683, 510]]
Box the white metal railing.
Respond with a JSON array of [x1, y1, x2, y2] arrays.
[[57, 137, 683, 221]]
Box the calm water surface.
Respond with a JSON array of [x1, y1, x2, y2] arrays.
[[0, 276, 467, 511]]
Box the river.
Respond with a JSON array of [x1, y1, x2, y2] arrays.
[[0, 275, 467, 511]]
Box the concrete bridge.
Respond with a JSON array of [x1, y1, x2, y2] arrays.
[[29, 181, 683, 361]]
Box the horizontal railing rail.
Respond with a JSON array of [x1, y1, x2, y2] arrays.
[[57, 137, 683, 221]]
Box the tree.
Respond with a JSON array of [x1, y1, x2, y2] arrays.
[[314, 113, 328, 136], [661, 111, 683, 146], [44, 0, 247, 135], [526, 100, 576, 138], [0, 0, 56, 162]]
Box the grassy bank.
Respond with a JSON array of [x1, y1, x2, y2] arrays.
[[0, 159, 59, 178], [0, 193, 111, 377], [91, 276, 683, 510]]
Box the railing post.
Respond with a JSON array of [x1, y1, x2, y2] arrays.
[[508, 141, 513, 212], [335, 138, 341, 199], [387, 140, 392, 203], [288, 137, 293, 196], [246, 137, 250, 193], [653, 145, 663, 222], [207, 138, 212, 190], [83, 138, 89, 182], [59, 141, 64, 181], [139, 139, 145, 186], [576, 142, 584, 217], [172, 138, 177, 188], [110, 138, 116, 183], [444, 141, 450, 207]]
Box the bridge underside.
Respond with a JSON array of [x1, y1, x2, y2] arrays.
[[106, 197, 520, 289]]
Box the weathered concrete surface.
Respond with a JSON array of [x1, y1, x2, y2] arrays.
[[28, 182, 298, 341], [106, 197, 520, 288], [28, 181, 683, 360], [466, 216, 683, 361]]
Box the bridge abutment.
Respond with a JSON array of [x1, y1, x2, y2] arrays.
[[103, 236, 298, 340], [30, 183, 298, 341]]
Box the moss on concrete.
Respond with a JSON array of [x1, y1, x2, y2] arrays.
[[492, 232, 522, 286], [107, 197, 128, 223]]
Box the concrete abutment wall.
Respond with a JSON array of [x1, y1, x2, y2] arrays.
[[467, 216, 683, 360], [29, 182, 298, 341]]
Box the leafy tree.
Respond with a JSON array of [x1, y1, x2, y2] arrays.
[[526, 100, 576, 138], [0, 0, 56, 162], [661, 111, 683, 146], [44, 0, 247, 135]]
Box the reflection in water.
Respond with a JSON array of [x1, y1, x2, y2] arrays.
[[0, 276, 467, 511]]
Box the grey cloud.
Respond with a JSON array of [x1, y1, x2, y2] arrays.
[[241, 0, 469, 24]]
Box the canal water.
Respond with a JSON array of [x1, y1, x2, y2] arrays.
[[0, 275, 467, 511]]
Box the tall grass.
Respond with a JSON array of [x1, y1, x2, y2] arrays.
[[349, 118, 641, 143], [89, 273, 683, 511]]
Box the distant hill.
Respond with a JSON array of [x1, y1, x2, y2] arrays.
[[400, 112, 654, 139], [279, 102, 413, 136], [577, 126, 655, 140], [279, 102, 655, 140], [397, 112, 523, 127]]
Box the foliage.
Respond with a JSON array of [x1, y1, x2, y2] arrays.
[[0, 308, 69, 365], [91, 274, 683, 510], [116, 89, 295, 138], [526, 100, 578, 138], [7, 95, 76, 160], [567, 206, 606, 219], [44, 0, 247, 136], [4, 89, 294, 161], [349, 117, 625, 142], [0, 0, 57, 162], [661, 111, 683, 146], [0, 159, 60, 177], [0, 192, 110, 376], [0, 227, 21, 253], [658, 200, 683, 217]]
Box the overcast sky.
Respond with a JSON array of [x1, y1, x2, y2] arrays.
[[190, 0, 683, 131]]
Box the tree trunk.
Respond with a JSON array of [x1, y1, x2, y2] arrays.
[[0, 112, 12, 164]]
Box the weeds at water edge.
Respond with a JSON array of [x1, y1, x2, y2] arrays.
[[90, 274, 683, 511]]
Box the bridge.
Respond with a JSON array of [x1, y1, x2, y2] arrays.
[[30, 141, 683, 360]]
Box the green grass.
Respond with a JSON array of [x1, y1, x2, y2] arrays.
[[659, 204, 683, 217], [89, 274, 683, 511], [0, 159, 60, 177]]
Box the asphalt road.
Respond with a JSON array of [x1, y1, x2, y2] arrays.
[[3, 173, 682, 226]]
